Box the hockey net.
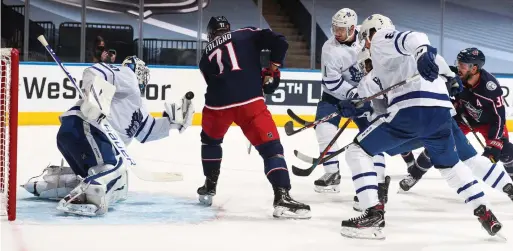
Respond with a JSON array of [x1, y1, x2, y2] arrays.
[[0, 48, 19, 221]]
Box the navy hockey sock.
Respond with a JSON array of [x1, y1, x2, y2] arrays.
[[410, 150, 433, 179], [401, 152, 415, 166], [256, 140, 291, 189], [201, 144, 222, 178], [201, 131, 223, 178]]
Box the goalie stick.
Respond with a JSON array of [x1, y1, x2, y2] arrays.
[[291, 74, 421, 176], [38, 35, 184, 182]]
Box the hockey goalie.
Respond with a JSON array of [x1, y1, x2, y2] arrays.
[[21, 56, 195, 216]]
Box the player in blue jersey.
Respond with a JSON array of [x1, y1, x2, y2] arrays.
[[197, 16, 310, 219]]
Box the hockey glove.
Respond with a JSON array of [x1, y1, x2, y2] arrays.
[[483, 139, 503, 163], [414, 45, 439, 82], [445, 76, 463, 96], [261, 66, 281, 94], [163, 94, 195, 133], [337, 99, 373, 118]]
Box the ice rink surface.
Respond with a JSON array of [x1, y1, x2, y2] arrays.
[[2, 126, 513, 251]]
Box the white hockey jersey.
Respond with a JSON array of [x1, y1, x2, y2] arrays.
[[369, 28, 453, 113], [61, 62, 171, 145], [357, 70, 388, 121], [320, 33, 364, 100]]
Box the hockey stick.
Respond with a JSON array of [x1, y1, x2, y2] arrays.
[[291, 75, 421, 176], [285, 74, 421, 136], [459, 114, 496, 163], [287, 109, 312, 126], [291, 118, 351, 176], [460, 114, 486, 148], [38, 35, 184, 182]]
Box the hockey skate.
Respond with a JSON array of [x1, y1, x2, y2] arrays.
[[398, 174, 420, 192], [314, 172, 341, 193], [341, 203, 385, 240], [273, 187, 311, 219], [474, 205, 503, 238], [503, 183, 513, 202], [197, 171, 219, 206]]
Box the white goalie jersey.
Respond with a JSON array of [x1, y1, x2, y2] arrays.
[[320, 32, 364, 100], [60, 62, 171, 145]]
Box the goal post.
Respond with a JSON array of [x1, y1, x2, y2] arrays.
[[1, 48, 19, 221]]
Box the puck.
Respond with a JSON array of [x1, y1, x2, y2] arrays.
[[185, 91, 194, 100]]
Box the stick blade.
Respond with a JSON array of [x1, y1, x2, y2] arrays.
[[291, 164, 315, 177], [130, 168, 183, 182], [294, 150, 317, 164], [284, 121, 296, 136]]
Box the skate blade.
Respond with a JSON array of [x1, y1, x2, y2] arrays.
[[397, 187, 410, 194], [198, 194, 213, 206], [56, 203, 99, 217], [340, 226, 385, 240], [495, 232, 507, 241], [314, 185, 340, 193], [273, 207, 311, 219]]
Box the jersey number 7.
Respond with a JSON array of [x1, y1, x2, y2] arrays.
[[208, 42, 241, 74]]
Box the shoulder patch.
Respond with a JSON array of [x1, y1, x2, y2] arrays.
[[486, 81, 497, 91]]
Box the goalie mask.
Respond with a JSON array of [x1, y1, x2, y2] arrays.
[[122, 56, 150, 96], [331, 8, 357, 43]]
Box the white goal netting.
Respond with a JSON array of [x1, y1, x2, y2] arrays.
[[1, 48, 18, 221]]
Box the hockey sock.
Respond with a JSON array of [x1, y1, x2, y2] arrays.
[[256, 140, 291, 189], [373, 153, 386, 183], [201, 144, 222, 178], [316, 123, 340, 173], [410, 150, 432, 179], [464, 155, 513, 193], [438, 161, 488, 209], [345, 144, 379, 209], [401, 152, 415, 166]]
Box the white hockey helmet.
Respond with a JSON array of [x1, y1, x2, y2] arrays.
[[357, 47, 372, 75], [359, 14, 395, 43], [122, 56, 150, 96], [331, 8, 357, 41]]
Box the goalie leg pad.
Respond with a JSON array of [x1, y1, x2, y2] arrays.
[[57, 158, 127, 216], [57, 116, 118, 178], [256, 140, 291, 190]]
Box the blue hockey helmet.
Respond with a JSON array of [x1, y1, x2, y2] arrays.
[[207, 16, 230, 41], [456, 47, 485, 69], [122, 56, 150, 96]]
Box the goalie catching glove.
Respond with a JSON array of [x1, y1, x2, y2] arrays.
[[163, 93, 195, 133]]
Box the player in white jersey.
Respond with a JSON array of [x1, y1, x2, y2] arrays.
[[313, 8, 387, 195], [21, 56, 195, 216], [336, 14, 503, 239]]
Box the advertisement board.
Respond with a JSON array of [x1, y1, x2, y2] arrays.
[[14, 63, 513, 129]]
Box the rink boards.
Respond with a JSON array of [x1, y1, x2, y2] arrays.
[[15, 62, 513, 128]]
